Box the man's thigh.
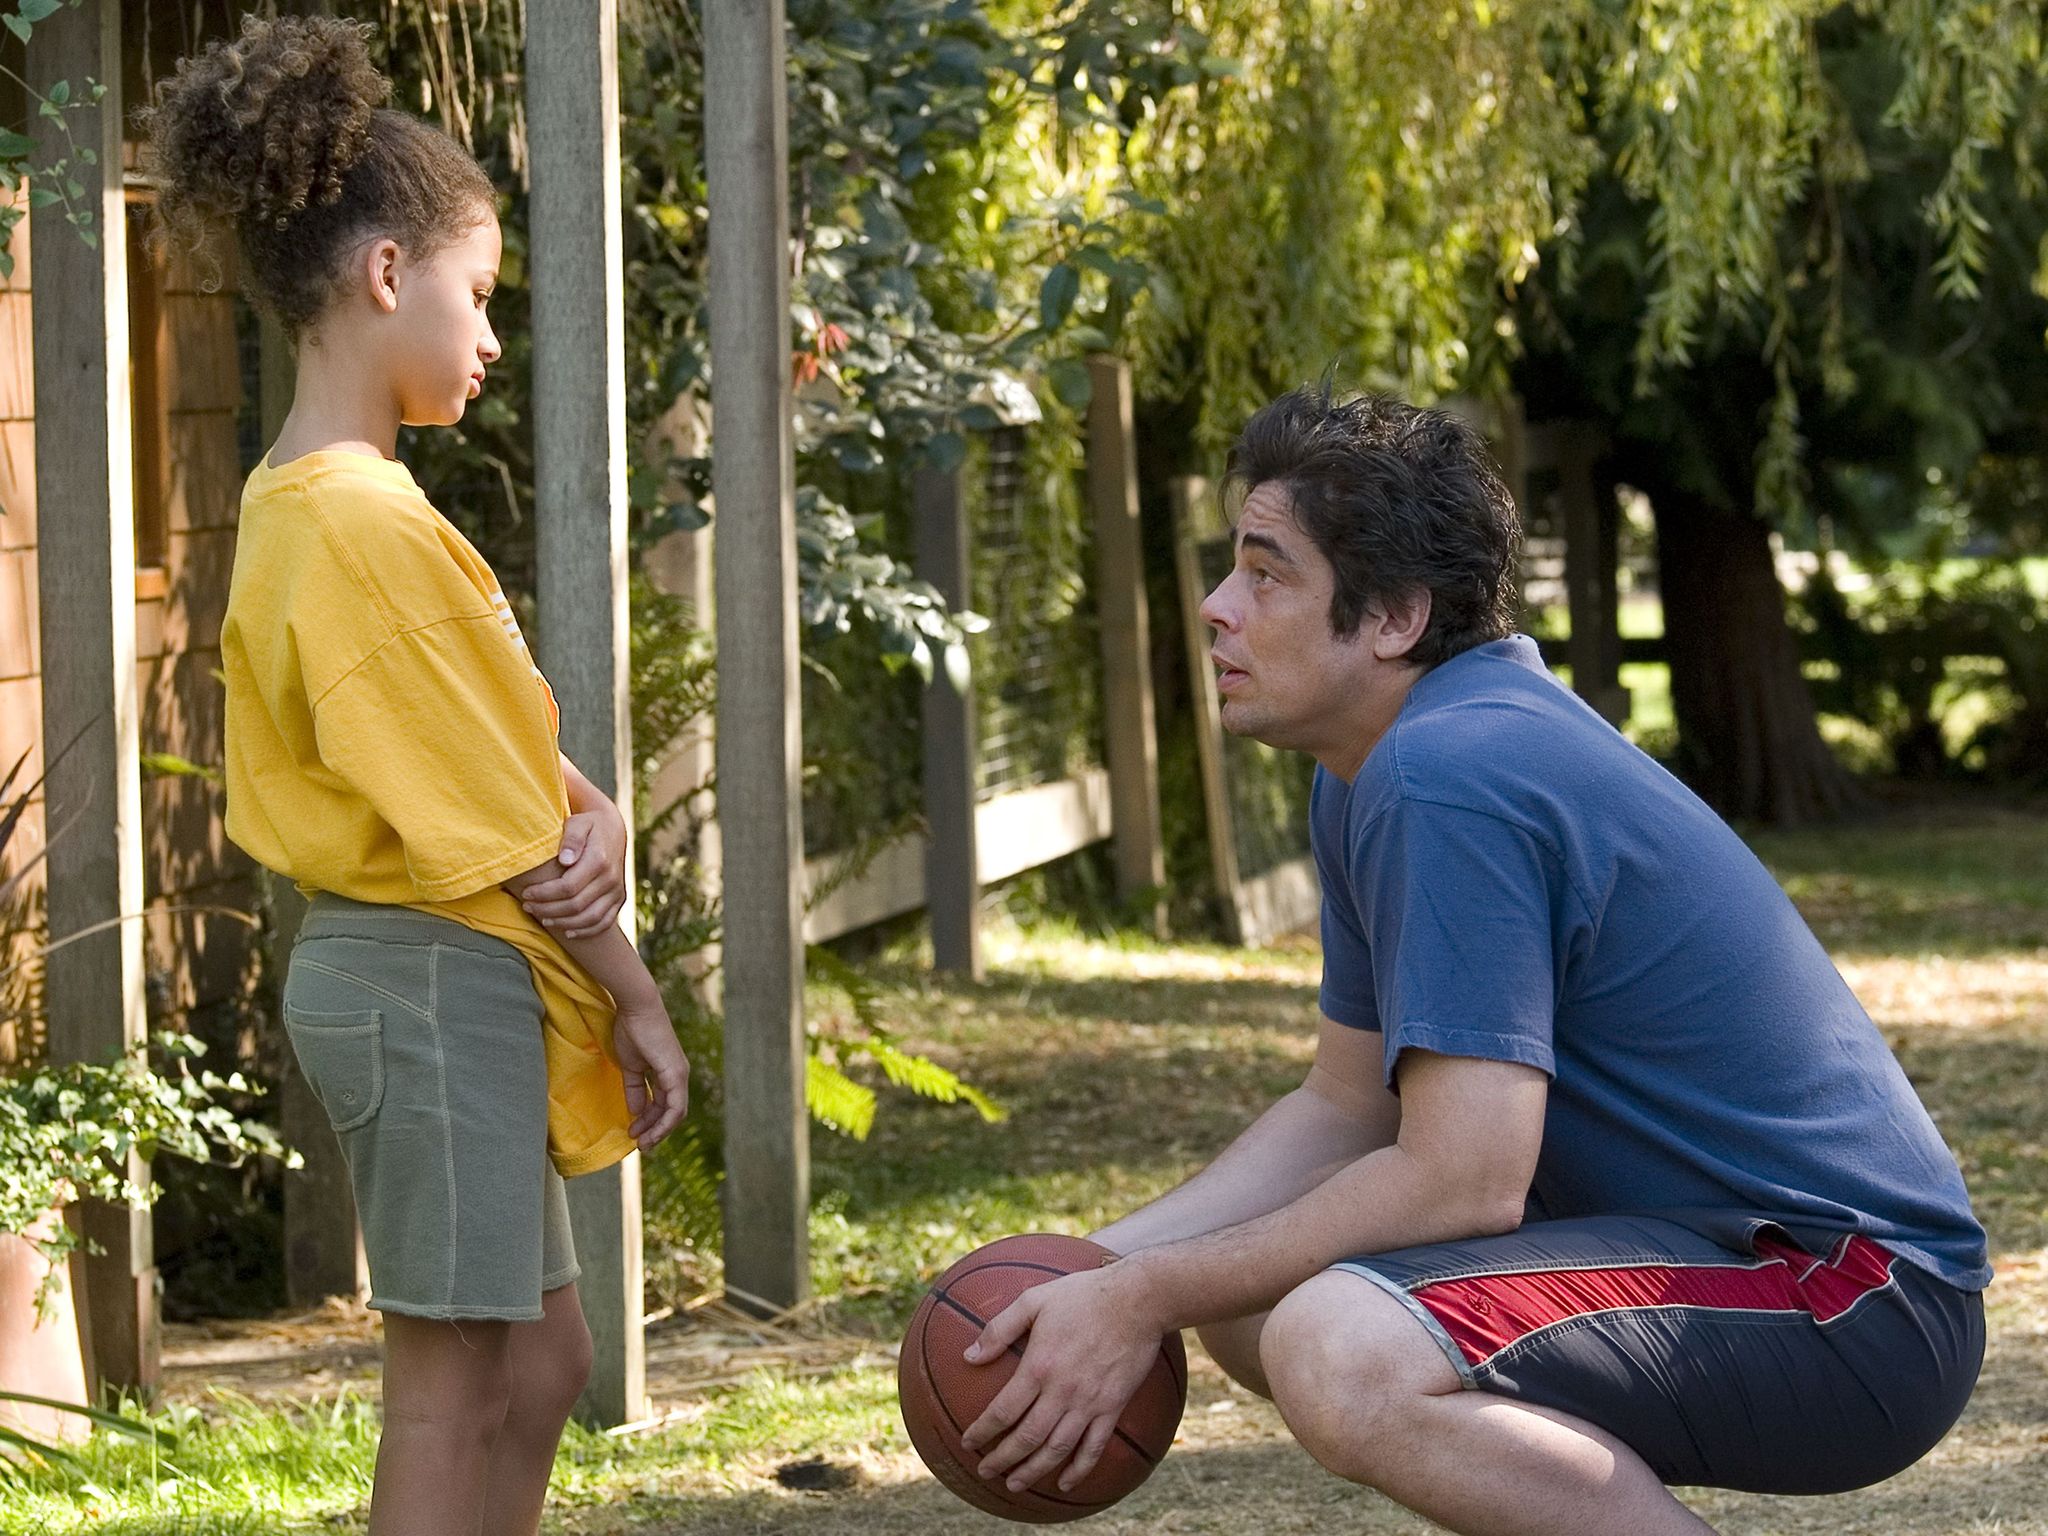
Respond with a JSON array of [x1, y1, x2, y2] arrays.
[[1332, 1214, 1983, 1494]]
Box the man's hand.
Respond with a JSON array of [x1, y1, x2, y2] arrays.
[[958, 1262, 1171, 1494], [612, 995, 689, 1150], [521, 807, 628, 938]]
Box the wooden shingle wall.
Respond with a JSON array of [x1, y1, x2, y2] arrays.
[[0, 188, 42, 1062], [0, 179, 261, 1066]]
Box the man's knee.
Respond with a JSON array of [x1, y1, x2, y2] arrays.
[[1194, 1312, 1273, 1399], [1259, 1270, 1461, 1480]]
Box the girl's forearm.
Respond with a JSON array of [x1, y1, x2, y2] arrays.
[[504, 856, 654, 1006], [559, 753, 617, 819], [551, 919, 659, 1010]]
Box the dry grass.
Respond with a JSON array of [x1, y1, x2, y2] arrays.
[[147, 797, 2048, 1535]]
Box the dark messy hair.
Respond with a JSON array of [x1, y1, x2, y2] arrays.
[[1224, 383, 1521, 667], [143, 14, 496, 338]]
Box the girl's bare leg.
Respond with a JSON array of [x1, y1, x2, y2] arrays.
[[473, 1283, 595, 1536], [370, 1314, 514, 1536]]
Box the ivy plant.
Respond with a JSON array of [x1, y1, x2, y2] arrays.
[[0, 0, 108, 276]]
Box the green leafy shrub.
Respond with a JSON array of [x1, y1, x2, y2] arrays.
[[628, 582, 1004, 1278]]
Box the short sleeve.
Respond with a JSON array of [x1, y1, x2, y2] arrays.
[[1354, 797, 1579, 1089], [313, 615, 566, 900], [1311, 769, 1381, 1029]]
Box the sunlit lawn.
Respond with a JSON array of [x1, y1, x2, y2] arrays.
[[6, 796, 2045, 1534]]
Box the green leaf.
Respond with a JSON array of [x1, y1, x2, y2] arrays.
[[138, 752, 220, 782], [942, 640, 971, 694], [18, 0, 65, 22], [0, 129, 35, 159], [1046, 357, 1092, 410], [1039, 262, 1079, 332], [925, 430, 966, 474], [2, 17, 29, 44], [660, 499, 710, 533], [46, 80, 68, 107]]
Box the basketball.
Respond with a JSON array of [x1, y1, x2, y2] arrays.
[[897, 1232, 1188, 1523]]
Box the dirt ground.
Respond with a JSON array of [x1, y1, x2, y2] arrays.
[[160, 1249, 2048, 1535], [157, 827, 2048, 1534]]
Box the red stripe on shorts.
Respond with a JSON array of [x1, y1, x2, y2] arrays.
[[1415, 1234, 1898, 1368]]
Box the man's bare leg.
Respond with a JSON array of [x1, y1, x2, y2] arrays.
[[1259, 1271, 1716, 1536], [1193, 1310, 1275, 1398]]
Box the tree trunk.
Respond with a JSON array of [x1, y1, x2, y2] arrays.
[[1648, 488, 1863, 826]]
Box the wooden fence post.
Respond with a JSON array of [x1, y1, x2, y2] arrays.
[[1084, 356, 1165, 934], [705, 0, 809, 1316], [526, 0, 645, 1426], [1169, 477, 1242, 938], [29, 0, 158, 1395], [914, 464, 981, 978]]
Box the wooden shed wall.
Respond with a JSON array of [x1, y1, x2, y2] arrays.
[[0, 179, 260, 1064]]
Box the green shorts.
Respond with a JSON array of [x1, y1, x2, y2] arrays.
[[283, 893, 579, 1321]]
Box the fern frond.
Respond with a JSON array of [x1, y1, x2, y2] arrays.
[[806, 1053, 877, 1141], [862, 1039, 1007, 1124], [643, 1115, 724, 1254]]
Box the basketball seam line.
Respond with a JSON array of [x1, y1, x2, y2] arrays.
[[919, 1296, 1096, 1510], [932, 1287, 1163, 1469]]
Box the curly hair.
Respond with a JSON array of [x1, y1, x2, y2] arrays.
[[143, 15, 495, 337], [1224, 384, 1522, 668]]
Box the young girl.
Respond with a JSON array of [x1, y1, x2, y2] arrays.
[[148, 17, 690, 1534]]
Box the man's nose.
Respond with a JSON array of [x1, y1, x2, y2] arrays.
[[1199, 578, 1237, 633]]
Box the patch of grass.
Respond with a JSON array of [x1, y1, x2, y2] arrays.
[[1749, 793, 2048, 957], [802, 928, 1322, 1330], [10, 798, 2046, 1535], [0, 1391, 378, 1534]]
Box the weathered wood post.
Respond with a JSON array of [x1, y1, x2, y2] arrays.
[[705, 0, 809, 1315], [1169, 476, 1242, 938], [1084, 355, 1164, 934], [525, 0, 645, 1425], [914, 464, 982, 978], [29, 0, 157, 1395]]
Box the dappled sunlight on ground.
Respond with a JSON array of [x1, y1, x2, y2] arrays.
[[979, 921, 1320, 987], [1841, 953, 2048, 1034], [131, 804, 2048, 1536]]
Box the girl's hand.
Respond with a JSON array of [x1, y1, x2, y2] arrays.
[[521, 808, 628, 937], [612, 995, 690, 1150]]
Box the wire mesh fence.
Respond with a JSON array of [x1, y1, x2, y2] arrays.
[[968, 426, 1105, 802]]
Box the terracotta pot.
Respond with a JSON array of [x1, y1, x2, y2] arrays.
[[0, 1213, 90, 1447]]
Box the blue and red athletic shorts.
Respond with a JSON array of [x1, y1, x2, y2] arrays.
[[1333, 1213, 1984, 1493]]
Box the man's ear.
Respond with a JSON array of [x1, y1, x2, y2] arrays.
[[362, 238, 403, 315], [1370, 588, 1432, 661]]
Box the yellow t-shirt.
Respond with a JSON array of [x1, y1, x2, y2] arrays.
[[222, 449, 636, 1178]]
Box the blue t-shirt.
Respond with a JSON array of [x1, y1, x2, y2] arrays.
[[1313, 635, 1989, 1290]]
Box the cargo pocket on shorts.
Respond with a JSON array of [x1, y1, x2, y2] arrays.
[[284, 1008, 385, 1133]]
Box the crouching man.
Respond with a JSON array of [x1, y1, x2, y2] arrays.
[[957, 385, 1987, 1535]]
